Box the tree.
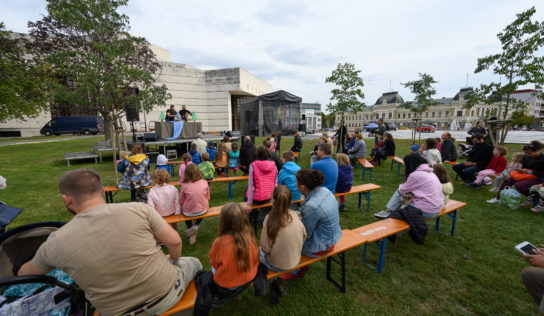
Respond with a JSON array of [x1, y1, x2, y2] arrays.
[[511, 110, 535, 128], [325, 62, 365, 123], [28, 0, 171, 141], [0, 22, 51, 123], [320, 112, 336, 128], [400, 72, 438, 143], [467, 7, 544, 145]]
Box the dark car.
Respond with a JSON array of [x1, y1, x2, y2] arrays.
[[40, 116, 104, 136], [416, 124, 436, 133]]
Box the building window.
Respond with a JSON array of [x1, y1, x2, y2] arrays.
[[425, 112, 429, 118], [445, 111, 449, 117], [408, 113, 411, 118], [438, 111, 442, 118], [471, 110, 474, 116], [403, 113, 406, 118], [381, 113, 385, 119], [397, 113, 400, 118], [432, 112, 435, 118], [457, 111, 462, 117], [388, 112, 392, 118]]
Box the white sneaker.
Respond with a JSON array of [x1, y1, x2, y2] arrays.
[[488, 187, 499, 192], [486, 198, 499, 204], [183, 226, 198, 237]]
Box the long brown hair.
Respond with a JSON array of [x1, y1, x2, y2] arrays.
[[183, 163, 202, 183], [266, 186, 292, 248], [217, 203, 257, 272]]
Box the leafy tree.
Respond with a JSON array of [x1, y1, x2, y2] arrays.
[[510, 110, 535, 128], [467, 7, 544, 145], [400, 72, 438, 143], [320, 112, 336, 128], [0, 22, 51, 123], [325, 62, 365, 123], [28, 0, 171, 141]]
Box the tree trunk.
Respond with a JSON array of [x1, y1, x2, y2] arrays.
[[111, 121, 119, 183], [118, 118, 128, 152], [104, 116, 113, 141]]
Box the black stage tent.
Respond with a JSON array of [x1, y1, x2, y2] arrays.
[[239, 90, 302, 136]]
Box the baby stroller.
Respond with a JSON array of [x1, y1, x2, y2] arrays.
[[0, 222, 92, 315]]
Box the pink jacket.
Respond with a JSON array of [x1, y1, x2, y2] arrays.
[[147, 184, 180, 216], [179, 179, 210, 215], [246, 160, 277, 204], [399, 164, 444, 214], [178, 161, 193, 183]]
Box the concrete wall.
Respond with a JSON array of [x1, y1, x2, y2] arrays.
[[0, 112, 51, 137]]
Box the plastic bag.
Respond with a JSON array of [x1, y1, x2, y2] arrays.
[[499, 186, 522, 209]]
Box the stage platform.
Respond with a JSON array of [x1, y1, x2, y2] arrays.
[[141, 135, 239, 153]]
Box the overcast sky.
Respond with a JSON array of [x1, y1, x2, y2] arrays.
[[2, 0, 543, 112]]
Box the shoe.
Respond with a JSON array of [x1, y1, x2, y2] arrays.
[[276, 279, 288, 297], [374, 210, 392, 219], [338, 203, 346, 212], [189, 231, 198, 246], [520, 200, 534, 207], [279, 266, 309, 281], [183, 226, 198, 237], [486, 198, 499, 204], [269, 280, 280, 304], [471, 184, 482, 190], [464, 182, 474, 187], [531, 205, 544, 213], [489, 187, 499, 192]]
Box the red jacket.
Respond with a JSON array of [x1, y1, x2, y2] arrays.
[[486, 156, 507, 173]]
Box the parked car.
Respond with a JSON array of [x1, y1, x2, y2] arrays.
[[363, 121, 397, 133], [384, 121, 397, 131], [40, 116, 104, 136], [416, 124, 436, 133]]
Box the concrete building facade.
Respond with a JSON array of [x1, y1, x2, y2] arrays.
[[0, 44, 273, 137]]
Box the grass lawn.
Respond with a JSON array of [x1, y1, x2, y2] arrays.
[[0, 135, 538, 315]]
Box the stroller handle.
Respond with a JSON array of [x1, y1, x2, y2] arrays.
[[0, 275, 72, 290]]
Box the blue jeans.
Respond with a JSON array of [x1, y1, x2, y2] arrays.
[[386, 189, 402, 211], [453, 163, 478, 182]]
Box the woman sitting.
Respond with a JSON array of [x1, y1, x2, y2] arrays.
[[375, 153, 444, 219], [347, 133, 366, 166], [281, 168, 342, 281]]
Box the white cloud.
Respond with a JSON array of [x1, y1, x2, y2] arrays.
[[1, 0, 542, 112]]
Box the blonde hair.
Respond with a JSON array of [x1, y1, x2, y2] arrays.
[[336, 153, 350, 167], [119, 151, 129, 160], [512, 152, 524, 163], [152, 169, 170, 185]]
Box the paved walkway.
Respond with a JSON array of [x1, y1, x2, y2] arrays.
[[307, 130, 544, 144], [0, 135, 97, 147]]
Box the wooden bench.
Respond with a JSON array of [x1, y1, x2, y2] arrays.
[[336, 183, 381, 212], [103, 176, 248, 203], [160, 230, 366, 315], [357, 158, 374, 181], [353, 199, 467, 273], [388, 156, 404, 175]]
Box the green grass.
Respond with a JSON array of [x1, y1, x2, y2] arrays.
[[0, 136, 538, 315]]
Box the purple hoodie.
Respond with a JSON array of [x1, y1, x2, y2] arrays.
[[399, 164, 444, 214]]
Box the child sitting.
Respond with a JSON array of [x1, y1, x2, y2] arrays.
[[469, 146, 507, 189], [207, 142, 217, 161], [215, 142, 228, 177], [178, 153, 193, 182], [208, 203, 259, 304], [155, 153, 169, 171], [368, 136, 384, 162], [227, 142, 240, 176], [147, 169, 180, 230], [179, 164, 210, 245], [433, 164, 454, 206], [489, 152, 524, 192], [277, 151, 302, 201], [188, 142, 201, 165], [335, 153, 353, 211], [422, 138, 442, 166], [198, 152, 215, 180], [260, 186, 306, 304], [116, 151, 129, 172]]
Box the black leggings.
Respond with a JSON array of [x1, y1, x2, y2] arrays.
[[185, 218, 203, 229]]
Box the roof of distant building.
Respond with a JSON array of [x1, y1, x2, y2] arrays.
[[453, 87, 474, 101], [375, 92, 404, 105]]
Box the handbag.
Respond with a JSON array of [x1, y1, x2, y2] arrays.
[[510, 171, 537, 181], [499, 186, 522, 210]]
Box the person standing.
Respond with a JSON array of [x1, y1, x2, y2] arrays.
[[240, 136, 256, 175], [18, 168, 202, 316], [291, 131, 303, 152], [179, 105, 192, 121], [374, 119, 386, 144], [334, 120, 347, 153], [194, 133, 207, 156], [165, 105, 177, 121]]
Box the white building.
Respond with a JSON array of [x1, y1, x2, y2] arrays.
[[0, 44, 273, 137], [509, 89, 544, 119], [303, 109, 321, 132]]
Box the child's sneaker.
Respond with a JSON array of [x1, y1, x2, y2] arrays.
[[486, 197, 499, 204], [531, 205, 544, 213], [489, 187, 499, 192], [183, 226, 198, 237], [520, 200, 534, 207]]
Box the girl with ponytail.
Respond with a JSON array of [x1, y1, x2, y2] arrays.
[[260, 185, 306, 303]]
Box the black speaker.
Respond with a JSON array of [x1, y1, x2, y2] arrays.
[[299, 124, 306, 132], [301, 114, 306, 120], [125, 104, 140, 122], [144, 132, 157, 142]]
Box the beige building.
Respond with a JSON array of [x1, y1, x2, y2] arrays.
[[338, 88, 522, 131], [0, 43, 273, 137]]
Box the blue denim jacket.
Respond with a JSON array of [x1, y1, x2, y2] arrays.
[[300, 186, 343, 254]]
